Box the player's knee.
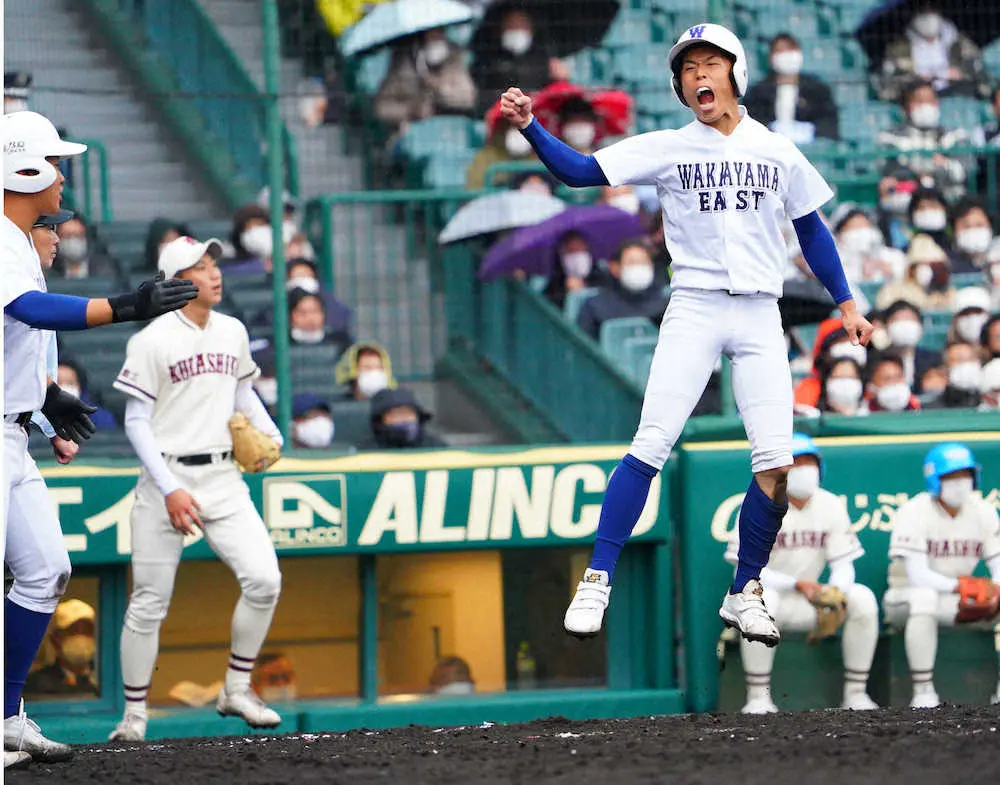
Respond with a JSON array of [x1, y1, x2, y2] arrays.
[[242, 569, 282, 608], [125, 587, 172, 631], [907, 587, 939, 617], [629, 427, 670, 471], [845, 584, 878, 618]]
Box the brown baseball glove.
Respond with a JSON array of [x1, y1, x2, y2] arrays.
[[228, 413, 281, 473], [807, 585, 847, 644], [956, 576, 1000, 624]]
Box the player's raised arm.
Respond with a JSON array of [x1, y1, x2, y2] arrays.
[[500, 87, 609, 188]]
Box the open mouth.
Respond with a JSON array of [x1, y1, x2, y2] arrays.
[[696, 86, 715, 107]]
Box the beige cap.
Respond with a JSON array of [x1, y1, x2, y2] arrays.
[[53, 599, 95, 630], [907, 233, 948, 266], [982, 358, 1000, 394], [158, 236, 223, 279]]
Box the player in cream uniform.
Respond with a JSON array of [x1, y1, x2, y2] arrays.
[[109, 237, 284, 741], [501, 24, 872, 644], [883, 442, 1000, 709], [725, 434, 880, 713]]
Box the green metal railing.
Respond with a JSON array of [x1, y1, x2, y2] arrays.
[[65, 137, 112, 224]]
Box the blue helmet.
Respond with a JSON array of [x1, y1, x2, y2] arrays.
[[923, 443, 980, 496], [791, 433, 823, 477]]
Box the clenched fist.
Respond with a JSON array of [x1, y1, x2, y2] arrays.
[[500, 87, 535, 130]]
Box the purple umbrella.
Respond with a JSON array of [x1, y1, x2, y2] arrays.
[[478, 204, 644, 282]]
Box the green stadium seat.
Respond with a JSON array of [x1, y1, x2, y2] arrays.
[[952, 273, 988, 290], [983, 41, 1000, 75], [623, 334, 658, 387], [48, 275, 123, 299], [602, 7, 661, 48], [939, 96, 988, 130], [528, 276, 548, 294], [599, 316, 658, 356], [223, 272, 272, 292], [229, 288, 276, 323], [398, 117, 478, 162], [563, 287, 598, 325], [353, 48, 391, 95], [611, 43, 670, 87], [422, 149, 478, 189]]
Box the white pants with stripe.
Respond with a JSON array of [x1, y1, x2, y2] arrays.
[[629, 288, 793, 473]]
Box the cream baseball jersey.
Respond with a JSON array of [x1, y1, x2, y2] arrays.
[[726, 488, 863, 582], [2, 215, 48, 414], [888, 492, 1000, 588], [114, 310, 259, 454], [593, 107, 833, 298]]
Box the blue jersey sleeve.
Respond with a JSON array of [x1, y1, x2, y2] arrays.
[[4, 291, 91, 330], [792, 211, 853, 305], [520, 119, 609, 188]]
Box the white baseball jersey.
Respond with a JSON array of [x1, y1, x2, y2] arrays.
[[2, 215, 47, 414], [888, 492, 1000, 589], [593, 107, 833, 298], [726, 487, 863, 581], [113, 310, 259, 455]]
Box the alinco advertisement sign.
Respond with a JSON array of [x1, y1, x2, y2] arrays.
[[41, 446, 667, 565]]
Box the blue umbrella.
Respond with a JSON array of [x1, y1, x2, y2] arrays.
[[341, 0, 476, 57], [478, 204, 643, 281]]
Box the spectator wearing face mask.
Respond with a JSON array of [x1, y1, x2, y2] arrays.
[[466, 110, 538, 190], [291, 393, 335, 450], [4, 70, 32, 113], [876, 234, 954, 311], [144, 217, 191, 272], [982, 314, 1000, 361], [511, 170, 558, 196], [817, 357, 866, 417], [555, 96, 600, 155], [947, 287, 991, 347], [919, 364, 948, 403], [598, 185, 641, 216], [862, 354, 921, 413], [374, 28, 477, 136], [543, 231, 606, 310], [906, 189, 955, 255], [793, 318, 865, 410], [974, 86, 1000, 195], [360, 387, 447, 450], [830, 204, 904, 284], [876, 165, 921, 251], [742, 32, 839, 144], [978, 359, 1000, 410], [281, 259, 353, 347], [576, 240, 666, 340], [287, 288, 334, 346], [24, 599, 98, 697], [56, 358, 117, 429], [948, 197, 995, 274], [428, 655, 476, 696], [335, 341, 398, 401], [51, 214, 114, 279], [923, 340, 983, 409], [226, 204, 273, 275], [876, 299, 941, 394], [874, 2, 990, 103], [877, 85, 971, 201]]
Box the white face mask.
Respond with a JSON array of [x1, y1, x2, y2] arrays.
[[241, 224, 273, 258], [912, 11, 942, 38], [825, 377, 863, 409], [294, 415, 334, 448], [356, 368, 388, 398], [286, 275, 320, 294], [840, 226, 883, 255], [829, 341, 868, 367], [423, 40, 450, 67], [956, 227, 993, 256], [949, 360, 983, 391], [290, 327, 325, 344], [254, 377, 278, 406], [60, 634, 96, 668], [620, 263, 654, 292], [608, 193, 641, 215], [434, 681, 475, 696], [875, 381, 911, 411], [562, 122, 596, 150], [956, 313, 988, 344], [258, 685, 297, 702], [61, 384, 82, 400], [282, 219, 298, 246], [504, 127, 532, 157], [912, 208, 946, 231], [938, 476, 974, 509], [888, 318, 923, 348], [59, 236, 88, 263], [914, 264, 934, 288], [909, 103, 941, 129], [881, 191, 912, 215], [501, 29, 532, 55], [771, 50, 803, 77], [561, 250, 593, 278], [786, 464, 820, 500]]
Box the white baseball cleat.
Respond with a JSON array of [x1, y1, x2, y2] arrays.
[[991, 686, 1000, 706], [718, 579, 780, 647], [4, 704, 73, 763], [910, 689, 941, 709], [841, 692, 879, 711], [741, 696, 779, 715], [4, 750, 31, 770], [217, 687, 282, 729], [108, 712, 147, 742], [564, 569, 611, 638]]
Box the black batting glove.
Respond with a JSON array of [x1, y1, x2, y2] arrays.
[[41, 383, 98, 442], [108, 272, 198, 323]]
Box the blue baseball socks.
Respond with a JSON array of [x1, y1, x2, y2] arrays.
[[5, 599, 54, 717], [731, 477, 787, 594], [589, 454, 658, 581]]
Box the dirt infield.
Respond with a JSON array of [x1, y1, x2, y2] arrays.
[[10, 705, 1000, 785]]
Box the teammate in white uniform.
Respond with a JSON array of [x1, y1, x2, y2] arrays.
[[883, 442, 1000, 709], [2, 111, 196, 768], [109, 236, 284, 741], [501, 24, 872, 645], [725, 434, 879, 713]]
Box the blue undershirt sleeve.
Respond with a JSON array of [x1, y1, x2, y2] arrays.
[[792, 211, 853, 305], [4, 290, 91, 330], [520, 118, 609, 188]]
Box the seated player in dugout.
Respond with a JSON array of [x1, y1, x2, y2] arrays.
[[883, 443, 1000, 709], [24, 600, 98, 698], [725, 435, 880, 713]]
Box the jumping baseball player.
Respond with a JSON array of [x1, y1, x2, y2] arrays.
[[883, 443, 1000, 708], [501, 24, 872, 645], [109, 236, 284, 741], [2, 111, 196, 768], [725, 434, 880, 713]]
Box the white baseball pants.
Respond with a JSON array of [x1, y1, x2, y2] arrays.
[[629, 288, 793, 473], [3, 421, 71, 614]]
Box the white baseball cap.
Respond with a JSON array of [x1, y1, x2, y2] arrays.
[[2, 111, 87, 193], [982, 358, 1000, 394], [158, 236, 223, 279]]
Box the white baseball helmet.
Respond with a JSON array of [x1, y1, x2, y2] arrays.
[[2, 111, 87, 194], [668, 23, 749, 108]]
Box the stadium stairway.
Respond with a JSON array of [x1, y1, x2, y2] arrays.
[[5, 0, 226, 222]]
